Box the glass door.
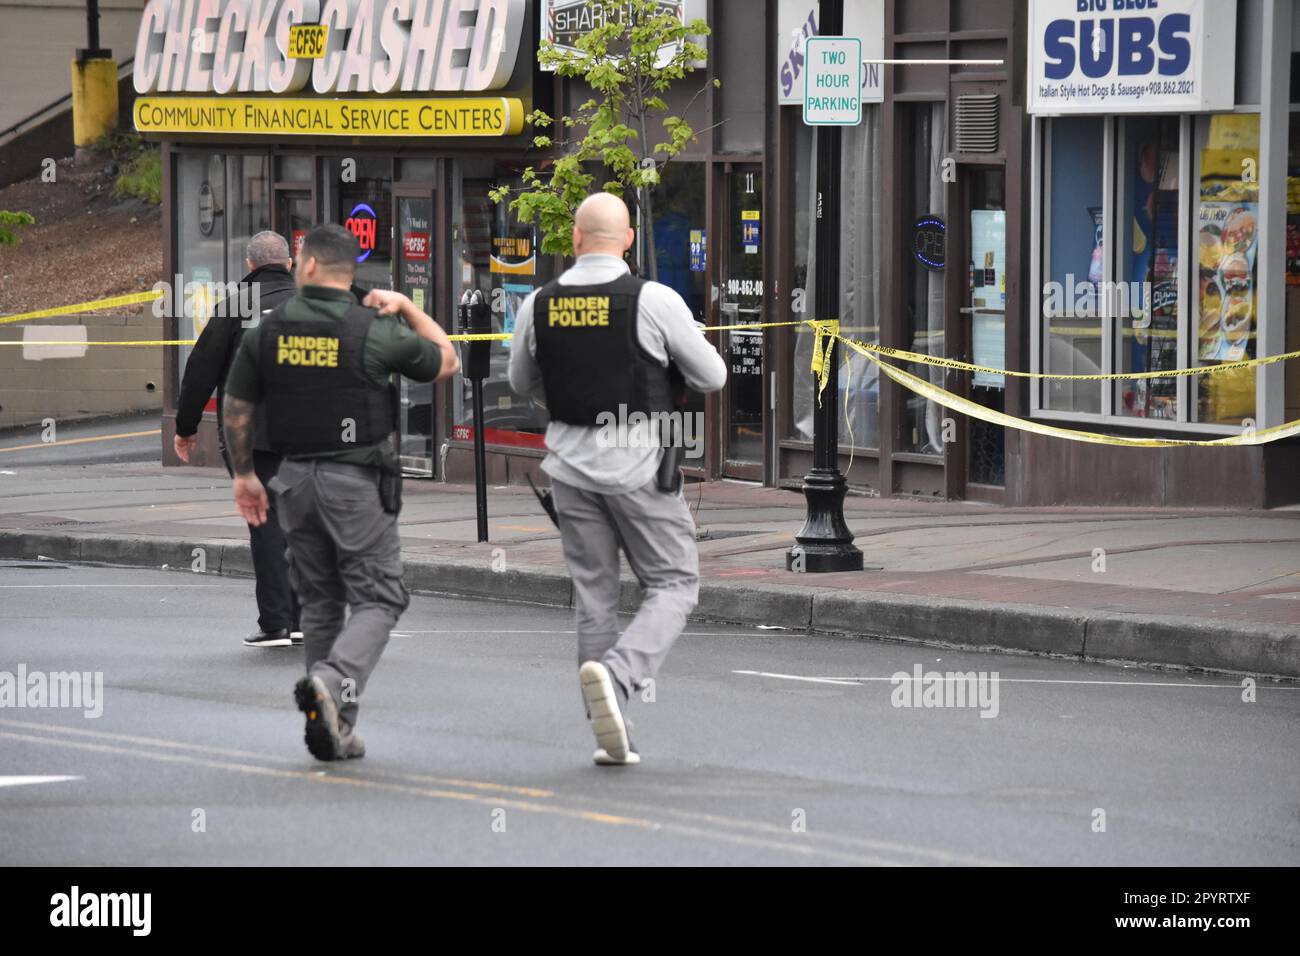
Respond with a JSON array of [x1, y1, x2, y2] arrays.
[[965, 168, 1006, 487], [395, 189, 437, 476], [720, 164, 765, 478], [274, 189, 315, 263]]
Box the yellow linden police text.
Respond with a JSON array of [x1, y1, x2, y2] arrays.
[[277, 335, 339, 367], [548, 296, 610, 328]]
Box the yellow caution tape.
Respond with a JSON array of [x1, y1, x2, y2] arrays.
[[0, 288, 1291, 389], [837, 335, 1292, 382], [0, 340, 196, 347], [809, 320, 838, 403], [0, 290, 164, 325], [864, 349, 1300, 448]]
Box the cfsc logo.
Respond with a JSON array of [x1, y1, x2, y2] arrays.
[[345, 203, 377, 263], [1043, 5, 1192, 80]]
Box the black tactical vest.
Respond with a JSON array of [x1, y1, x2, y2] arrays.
[[257, 302, 397, 457], [532, 273, 674, 425]]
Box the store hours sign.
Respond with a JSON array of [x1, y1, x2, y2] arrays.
[[1027, 0, 1236, 115]]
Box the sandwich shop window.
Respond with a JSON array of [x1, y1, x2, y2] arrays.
[[1033, 112, 1263, 433], [1288, 106, 1300, 425]]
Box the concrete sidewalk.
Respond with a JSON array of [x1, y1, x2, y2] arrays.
[[2, 461, 1298, 678]]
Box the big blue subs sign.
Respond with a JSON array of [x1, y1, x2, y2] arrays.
[[1028, 0, 1236, 115]]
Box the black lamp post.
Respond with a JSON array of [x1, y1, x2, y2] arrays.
[[786, 0, 864, 574]]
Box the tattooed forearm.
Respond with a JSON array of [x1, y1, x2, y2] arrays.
[[222, 395, 257, 476]]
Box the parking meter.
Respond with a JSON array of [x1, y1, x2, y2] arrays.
[[457, 289, 491, 542], [458, 288, 492, 381]]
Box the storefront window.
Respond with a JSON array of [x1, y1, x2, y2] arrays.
[[789, 108, 882, 449], [1287, 111, 1300, 424], [175, 152, 226, 376], [1043, 116, 1104, 415], [323, 156, 393, 293], [651, 163, 707, 448], [899, 102, 947, 455], [1116, 116, 1180, 421], [276, 155, 313, 184], [1038, 109, 1272, 431], [1193, 113, 1259, 425], [967, 169, 1006, 486], [452, 161, 554, 445], [226, 155, 271, 282]]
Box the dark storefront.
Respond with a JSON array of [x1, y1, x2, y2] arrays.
[[148, 0, 1300, 508]]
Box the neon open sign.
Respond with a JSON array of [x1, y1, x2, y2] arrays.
[[346, 202, 377, 263]]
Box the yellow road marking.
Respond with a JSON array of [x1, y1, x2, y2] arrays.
[[0, 428, 160, 453], [0, 720, 935, 864], [0, 718, 554, 798]]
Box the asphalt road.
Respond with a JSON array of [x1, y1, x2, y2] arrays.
[[1, 562, 1297, 866], [0, 412, 162, 469]]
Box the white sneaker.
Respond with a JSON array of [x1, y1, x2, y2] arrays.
[[593, 747, 641, 766], [579, 661, 630, 762]]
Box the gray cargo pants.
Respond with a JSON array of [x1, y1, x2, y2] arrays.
[[272, 459, 409, 729], [552, 477, 700, 699]]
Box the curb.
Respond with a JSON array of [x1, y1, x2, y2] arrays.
[[2, 528, 1297, 679]]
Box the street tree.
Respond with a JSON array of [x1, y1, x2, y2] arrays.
[[488, 0, 714, 280]]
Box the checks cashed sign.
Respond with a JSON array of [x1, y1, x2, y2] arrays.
[[132, 0, 530, 137], [1028, 0, 1236, 115]]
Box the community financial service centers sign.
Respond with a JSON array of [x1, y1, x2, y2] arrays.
[[132, 0, 528, 137]]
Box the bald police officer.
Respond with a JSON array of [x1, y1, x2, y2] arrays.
[[509, 193, 727, 766], [223, 223, 459, 761]]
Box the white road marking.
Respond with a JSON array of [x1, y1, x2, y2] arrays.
[[0, 584, 230, 589], [733, 670, 862, 686], [0, 775, 81, 788], [733, 670, 1300, 689], [395, 629, 788, 637]]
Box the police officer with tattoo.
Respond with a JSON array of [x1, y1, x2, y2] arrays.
[[223, 224, 459, 761], [508, 193, 727, 766]]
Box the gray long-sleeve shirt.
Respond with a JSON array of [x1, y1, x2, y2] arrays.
[[508, 254, 728, 495]]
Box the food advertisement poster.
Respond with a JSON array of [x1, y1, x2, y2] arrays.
[[1197, 126, 1259, 364], [1198, 200, 1258, 361]]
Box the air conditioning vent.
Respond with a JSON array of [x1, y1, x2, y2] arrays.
[[954, 93, 999, 154]]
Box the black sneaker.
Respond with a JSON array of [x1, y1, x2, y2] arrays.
[[244, 628, 293, 648], [579, 661, 631, 763], [293, 675, 342, 761]]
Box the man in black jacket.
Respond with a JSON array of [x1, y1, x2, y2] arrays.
[[174, 231, 302, 648]]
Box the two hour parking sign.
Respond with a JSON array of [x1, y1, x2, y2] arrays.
[[803, 36, 863, 126]]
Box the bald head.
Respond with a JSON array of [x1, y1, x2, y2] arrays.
[[573, 192, 634, 258]]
